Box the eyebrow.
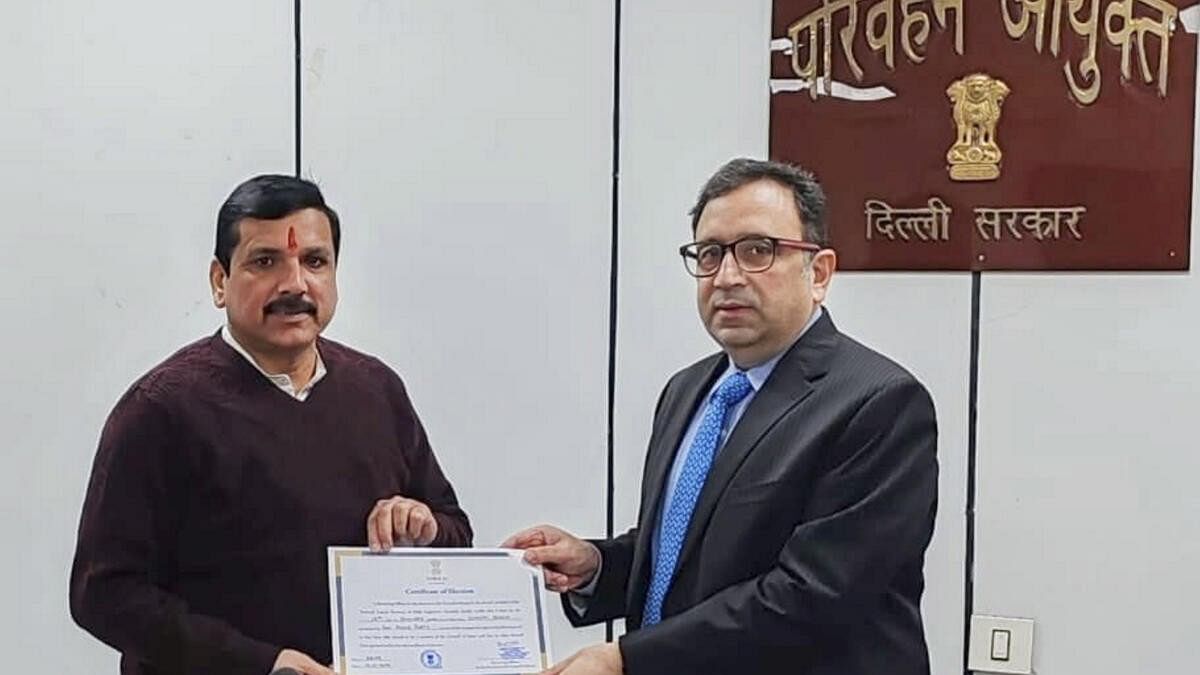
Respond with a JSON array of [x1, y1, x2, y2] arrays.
[[694, 233, 773, 244], [243, 245, 333, 258]]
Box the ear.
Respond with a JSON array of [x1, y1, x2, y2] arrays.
[[209, 258, 228, 308], [809, 249, 837, 304]]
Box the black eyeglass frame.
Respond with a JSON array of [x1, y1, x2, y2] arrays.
[[678, 235, 823, 277]]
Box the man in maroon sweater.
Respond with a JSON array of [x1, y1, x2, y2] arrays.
[[70, 175, 472, 675]]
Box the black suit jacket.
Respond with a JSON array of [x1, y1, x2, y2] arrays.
[[565, 311, 938, 675]]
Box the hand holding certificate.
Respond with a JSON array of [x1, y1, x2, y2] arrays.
[[328, 548, 552, 675]]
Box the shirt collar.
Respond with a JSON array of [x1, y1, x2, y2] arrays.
[[220, 325, 327, 400]]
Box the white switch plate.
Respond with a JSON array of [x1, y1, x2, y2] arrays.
[[967, 615, 1034, 674]]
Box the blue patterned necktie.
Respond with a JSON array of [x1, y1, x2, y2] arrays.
[[643, 371, 753, 626]]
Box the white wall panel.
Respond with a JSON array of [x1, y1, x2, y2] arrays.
[[975, 274, 1200, 672], [614, 0, 774, 535], [302, 0, 616, 658], [0, 1, 292, 670]]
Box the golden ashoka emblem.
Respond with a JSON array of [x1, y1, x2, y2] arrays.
[[947, 73, 1010, 182]]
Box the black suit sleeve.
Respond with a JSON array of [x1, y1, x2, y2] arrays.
[[560, 530, 638, 626], [618, 378, 938, 675], [560, 378, 676, 627]]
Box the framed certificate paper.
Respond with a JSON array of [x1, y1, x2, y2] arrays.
[[328, 548, 552, 675]]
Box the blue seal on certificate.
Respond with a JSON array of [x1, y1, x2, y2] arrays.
[[420, 650, 443, 669]]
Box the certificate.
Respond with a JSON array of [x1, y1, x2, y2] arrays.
[[328, 548, 552, 675]]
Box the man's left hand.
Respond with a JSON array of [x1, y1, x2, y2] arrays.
[[539, 643, 622, 675], [367, 495, 438, 550]]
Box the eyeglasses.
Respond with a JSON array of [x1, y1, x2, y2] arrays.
[[679, 236, 822, 277]]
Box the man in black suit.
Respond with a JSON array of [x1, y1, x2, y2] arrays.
[[504, 158, 938, 675]]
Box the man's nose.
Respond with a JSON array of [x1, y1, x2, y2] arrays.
[[277, 257, 307, 294], [711, 249, 746, 287]]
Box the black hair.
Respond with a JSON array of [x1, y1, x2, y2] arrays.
[[689, 158, 827, 247], [214, 174, 341, 271]]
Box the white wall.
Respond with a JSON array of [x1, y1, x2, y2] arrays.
[[0, 1, 293, 670], [300, 0, 615, 659]]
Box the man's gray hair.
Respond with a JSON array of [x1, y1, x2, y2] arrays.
[[689, 158, 828, 247]]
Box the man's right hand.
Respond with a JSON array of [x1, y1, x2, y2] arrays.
[[501, 525, 601, 593], [271, 648, 334, 675]]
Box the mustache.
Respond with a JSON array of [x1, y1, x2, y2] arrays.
[[710, 294, 756, 309], [264, 295, 317, 315]]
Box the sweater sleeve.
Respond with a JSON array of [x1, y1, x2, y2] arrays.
[[386, 373, 473, 548], [70, 387, 281, 675]]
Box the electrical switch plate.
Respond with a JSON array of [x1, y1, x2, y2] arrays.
[[967, 615, 1033, 674]]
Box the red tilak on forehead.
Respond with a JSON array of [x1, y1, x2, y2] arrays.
[[287, 226, 297, 250]]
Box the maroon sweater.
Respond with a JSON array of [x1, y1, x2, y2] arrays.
[[70, 332, 472, 675]]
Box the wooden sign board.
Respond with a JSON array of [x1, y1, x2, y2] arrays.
[[769, 0, 1197, 270]]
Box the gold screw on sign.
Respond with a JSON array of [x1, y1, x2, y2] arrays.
[[947, 73, 1011, 182]]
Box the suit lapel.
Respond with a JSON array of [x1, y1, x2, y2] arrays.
[[628, 353, 726, 619], [672, 311, 839, 578]]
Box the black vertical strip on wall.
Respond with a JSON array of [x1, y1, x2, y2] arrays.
[[962, 271, 981, 675], [604, 0, 622, 645], [293, 0, 302, 177]]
